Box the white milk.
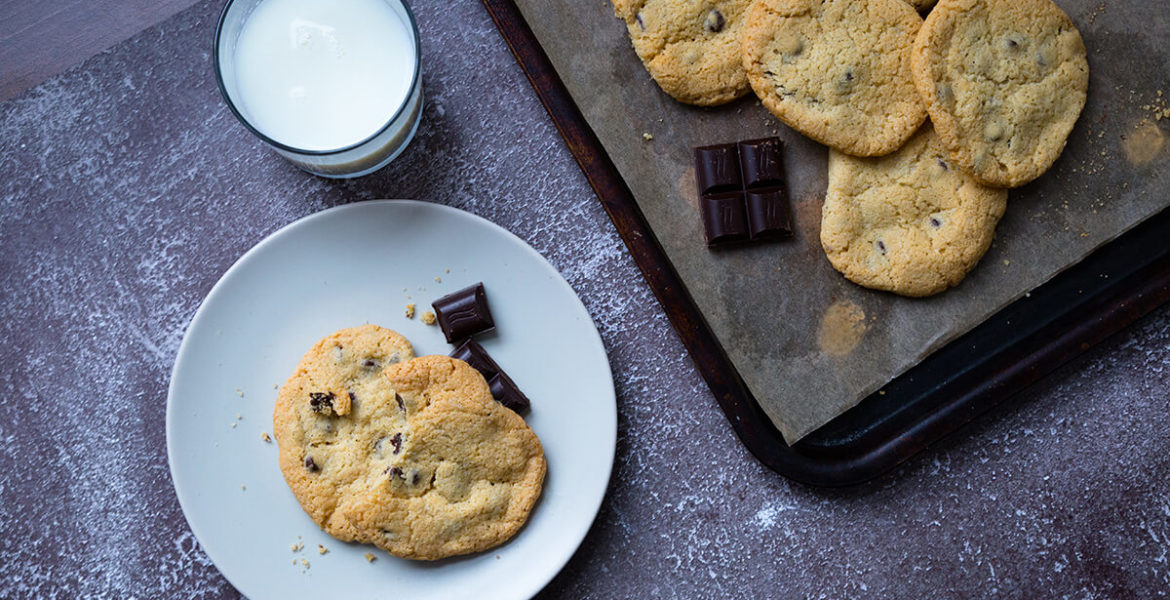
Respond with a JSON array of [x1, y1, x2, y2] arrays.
[[232, 0, 415, 151]]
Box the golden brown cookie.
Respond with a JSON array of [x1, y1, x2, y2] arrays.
[[821, 124, 1008, 297], [910, 0, 1089, 187], [341, 356, 546, 561], [612, 0, 752, 106], [273, 325, 415, 542], [741, 0, 927, 156]]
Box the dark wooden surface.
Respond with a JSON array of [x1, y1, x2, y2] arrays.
[[3, 0, 1170, 597]]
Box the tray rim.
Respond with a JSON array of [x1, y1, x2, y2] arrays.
[[480, 0, 1170, 487]]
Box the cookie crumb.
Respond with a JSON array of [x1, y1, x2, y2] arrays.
[[879, 390, 886, 396], [231, 422, 237, 429], [273, 383, 279, 390], [291, 542, 304, 552], [364, 552, 376, 562], [235, 387, 245, 398], [642, 132, 653, 141], [405, 303, 416, 319], [241, 485, 246, 491], [1003, 259, 1010, 266], [236, 413, 243, 420], [445, 268, 450, 273], [421, 311, 436, 325], [301, 558, 310, 568], [261, 431, 272, 443], [434, 276, 442, 283], [318, 544, 328, 555]]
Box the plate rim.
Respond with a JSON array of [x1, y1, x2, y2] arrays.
[[165, 199, 617, 598]]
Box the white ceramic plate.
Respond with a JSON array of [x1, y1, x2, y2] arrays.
[[167, 200, 616, 600]]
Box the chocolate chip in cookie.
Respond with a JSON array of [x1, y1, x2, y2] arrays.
[[309, 392, 335, 415]]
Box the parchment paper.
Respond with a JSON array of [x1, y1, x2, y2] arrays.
[[513, 0, 1170, 443]]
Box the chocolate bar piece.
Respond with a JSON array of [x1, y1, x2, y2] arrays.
[[450, 338, 500, 381], [701, 193, 749, 246], [693, 136, 792, 248], [694, 144, 741, 194], [432, 282, 494, 343], [450, 339, 530, 414], [746, 189, 792, 240], [487, 372, 531, 414], [738, 138, 785, 189]]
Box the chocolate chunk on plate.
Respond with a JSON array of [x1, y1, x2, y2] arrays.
[[450, 338, 501, 381], [450, 339, 529, 415], [432, 282, 494, 343], [488, 372, 531, 414]]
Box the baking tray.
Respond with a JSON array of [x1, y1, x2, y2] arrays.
[[481, 0, 1170, 486]]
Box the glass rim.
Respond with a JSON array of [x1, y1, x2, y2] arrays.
[[212, 0, 422, 157]]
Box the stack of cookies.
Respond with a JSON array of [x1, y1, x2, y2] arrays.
[[613, 0, 1089, 297], [272, 325, 546, 561]]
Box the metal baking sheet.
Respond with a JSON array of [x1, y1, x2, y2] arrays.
[[512, 0, 1169, 443]]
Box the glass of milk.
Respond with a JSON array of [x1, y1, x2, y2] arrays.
[[214, 0, 422, 178]]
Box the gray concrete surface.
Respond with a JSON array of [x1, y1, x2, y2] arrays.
[[1, 0, 1167, 597]]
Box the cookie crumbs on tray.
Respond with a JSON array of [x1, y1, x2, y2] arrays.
[[642, 132, 653, 141], [421, 310, 436, 325], [405, 303, 416, 319], [364, 552, 376, 562], [261, 431, 272, 443], [318, 544, 328, 555]]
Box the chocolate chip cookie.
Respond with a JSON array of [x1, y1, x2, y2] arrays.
[[821, 124, 1008, 297], [272, 325, 415, 542], [612, 0, 752, 106], [741, 0, 927, 156], [911, 0, 1089, 187], [341, 356, 545, 561]]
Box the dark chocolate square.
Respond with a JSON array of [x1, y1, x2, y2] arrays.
[[694, 144, 742, 195], [450, 339, 501, 381], [450, 340, 530, 414], [701, 193, 749, 246], [432, 282, 494, 343], [738, 138, 785, 189], [746, 188, 792, 240], [488, 372, 531, 414]]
